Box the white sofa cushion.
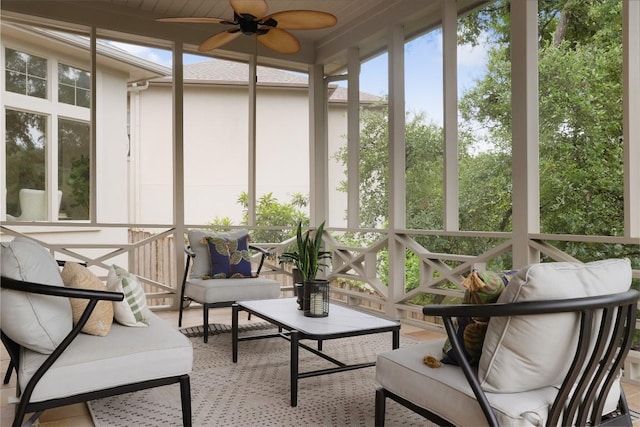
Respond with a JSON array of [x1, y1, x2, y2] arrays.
[[376, 339, 620, 427], [19, 311, 193, 403], [185, 277, 281, 304], [0, 237, 73, 353], [478, 258, 632, 393], [187, 228, 249, 280]]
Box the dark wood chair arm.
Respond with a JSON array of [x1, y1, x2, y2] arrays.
[[56, 260, 87, 267], [249, 244, 270, 275], [1, 276, 123, 302], [422, 291, 639, 319], [248, 244, 270, 256], [184, 246, 195, 258]]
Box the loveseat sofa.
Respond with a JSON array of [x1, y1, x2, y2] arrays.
[[1, 237, 193, 427]]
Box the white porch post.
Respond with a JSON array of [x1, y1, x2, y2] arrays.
[[247, 53, 257, 226], [442, 0, 459, 231], [511, 0, 540, 268], [387, 24, 406, 320], [623, 0, 640, 238], [90, 28, 97, 223], [48, 69, 60, 221], [308, 64, 328, 225], [347, 46, 360, 228], [172, 42, 185, 310]]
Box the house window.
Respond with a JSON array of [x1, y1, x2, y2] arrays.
[[58, 118, 90, 219], [3, 44, 95, 222], [5, 109, 47, 219], [58, 63, 90, 107], [4, 48, 47, 99]]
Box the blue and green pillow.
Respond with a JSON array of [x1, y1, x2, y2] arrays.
[[201, 234, 252, 279]]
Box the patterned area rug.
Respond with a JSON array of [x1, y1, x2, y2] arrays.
[[87, 323, 430, 426]]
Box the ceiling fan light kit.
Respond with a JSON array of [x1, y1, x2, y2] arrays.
[[157, 0, 337, 54]]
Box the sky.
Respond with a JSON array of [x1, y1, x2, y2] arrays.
[[110, 30, 488, 126], [359, 31, 488, 124]]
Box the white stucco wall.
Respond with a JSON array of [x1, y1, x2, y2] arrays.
[[130, 84, 174, 224], [1, 28, 352, 231], [96, 67, 131, 224], [133, 82, 349, 227], [327, 107, 349, 226]]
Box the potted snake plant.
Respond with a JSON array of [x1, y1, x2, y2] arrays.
[[279, 221, 331, 310]]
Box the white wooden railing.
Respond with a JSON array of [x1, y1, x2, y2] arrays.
[[2, 223, 639, 381]]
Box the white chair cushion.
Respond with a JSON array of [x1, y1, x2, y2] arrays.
[[187, 228, 249, 280], [376, 340, 620, 427], [0, 237, 73, 354], [19, 311, 192, 403], [478, 258, 632, 393], [185, 277, 280, 304]]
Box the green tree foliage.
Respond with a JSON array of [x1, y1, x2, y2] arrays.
[[334, 105, 447, 230], [67, 156, 90, 214], [59, 119, 91, 219], [209, 192, 309, 243], [5, 110, 46, 216], [336, 0, 637, 271], [458, 0, 635, 262]]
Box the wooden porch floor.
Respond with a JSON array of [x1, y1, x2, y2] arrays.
[[2, 305, 640, 426]]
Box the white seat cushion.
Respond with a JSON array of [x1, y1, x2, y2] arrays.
[[376, 340, 619, 427], [19, 311, 192, 403], [185, 277, 280, 304]]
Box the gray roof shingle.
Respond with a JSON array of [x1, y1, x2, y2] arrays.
[[183, 60, 308, 85], [155, 59, 382, 103]]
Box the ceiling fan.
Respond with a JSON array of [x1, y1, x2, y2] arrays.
[[157, 0, 337, 54]]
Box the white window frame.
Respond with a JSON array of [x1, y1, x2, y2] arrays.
[[2, 42, 90, 221]]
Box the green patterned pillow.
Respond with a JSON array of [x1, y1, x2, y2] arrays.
[[441, 270, 506, 366], [202, 233, 252, 279], [106, 265, 149, 327]]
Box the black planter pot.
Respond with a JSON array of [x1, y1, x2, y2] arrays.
[[292, 268, 303, 285], [294, 283, 304, 309], [292, 269, 304, 309]]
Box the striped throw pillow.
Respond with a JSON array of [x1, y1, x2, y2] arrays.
[[107, 265, 149, 327]]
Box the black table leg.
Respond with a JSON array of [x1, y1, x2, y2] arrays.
[[392, 328, 400, 349], [203, 304, 209, 343], [232, 304, 239, 363], [291, 330, 299, 407]]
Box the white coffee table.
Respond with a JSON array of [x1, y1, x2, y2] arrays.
[[232, 298, 400, 407]]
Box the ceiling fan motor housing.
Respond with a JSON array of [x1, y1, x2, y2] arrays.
[[157, 0, 337, 54]]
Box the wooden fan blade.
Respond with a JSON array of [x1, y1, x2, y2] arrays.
[[230, 0, 268, 19], [257, 28, 301, 54], [262, 10, 337, 30], [198, 31, 242, 52], [157, 17, 229, 24]]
